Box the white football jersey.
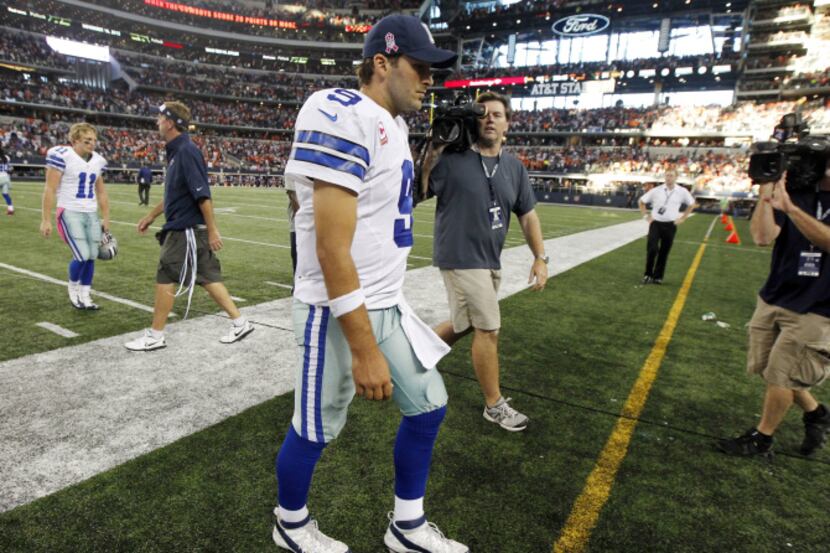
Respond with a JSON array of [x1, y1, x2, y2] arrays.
[[46, 145, 107, 213], [285, 88, 415, 309]]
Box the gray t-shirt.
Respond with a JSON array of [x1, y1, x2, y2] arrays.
[[429, 148, 535, 269]]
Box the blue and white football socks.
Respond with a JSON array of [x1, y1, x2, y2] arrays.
[[393, 406, 446, 523], [276, 425, 326, 522]]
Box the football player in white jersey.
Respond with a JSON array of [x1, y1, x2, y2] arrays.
[[0, 144, 12, 215], [40, 123, 110, 310], [272, 14, 468, 553]]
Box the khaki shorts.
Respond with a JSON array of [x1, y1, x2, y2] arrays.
[[747, 297, 830, 390], [156, 228, 223, 285], [440, 269, 501, 333]]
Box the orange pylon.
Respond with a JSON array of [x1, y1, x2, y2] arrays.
[[724, 222, 734, 231], [720, 213, 728, 224], [726, 230, 741, 244]]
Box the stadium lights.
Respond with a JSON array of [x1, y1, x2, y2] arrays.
[[697, 66, 708, 75], [660, 67, 671, 76], [46, 36, 110, 62]]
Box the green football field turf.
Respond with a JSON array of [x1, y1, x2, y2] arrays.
[[0, 181, 638, 362], [1, 183, 829, 552]]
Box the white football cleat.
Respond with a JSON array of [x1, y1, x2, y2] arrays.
[[68, 282, 83, 310], [124, 329, 167, 352], [219, 319, 254, 344], [80, 294, 100, 310], [384, 513, 468, 553], [272, 513, 350, 553]]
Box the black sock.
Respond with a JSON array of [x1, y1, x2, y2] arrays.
[[753, 429, 773, 442], [806, 403, 828, 421]]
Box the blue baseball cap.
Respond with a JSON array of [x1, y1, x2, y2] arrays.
[[362, 15, 457, 68]]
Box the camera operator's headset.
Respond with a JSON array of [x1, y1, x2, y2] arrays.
[[158, 103, 189, 131]]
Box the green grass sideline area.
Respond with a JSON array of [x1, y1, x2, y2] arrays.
[[1, 187, 827, 552], [0, 181, 636, 362]]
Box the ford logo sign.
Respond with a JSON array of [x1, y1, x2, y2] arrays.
[[551, 14, 610, 37]]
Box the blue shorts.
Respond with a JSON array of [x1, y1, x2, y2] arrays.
[[291, 300, 449, 443]]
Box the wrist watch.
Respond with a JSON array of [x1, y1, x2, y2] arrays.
[[536, 254, 550, 264]]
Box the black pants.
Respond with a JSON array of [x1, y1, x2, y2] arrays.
[[645, 221, 677, 280], [138, 184, 150, 205]]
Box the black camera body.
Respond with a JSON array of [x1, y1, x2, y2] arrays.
[[430, 94, 486, 153], [748, 113, 830, 192]]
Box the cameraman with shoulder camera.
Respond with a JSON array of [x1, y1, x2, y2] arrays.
[[718, 162, 830, 458], [420, 91, 548, 432]]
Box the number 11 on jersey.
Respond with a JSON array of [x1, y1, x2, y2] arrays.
[[75, 172, 96, 199]]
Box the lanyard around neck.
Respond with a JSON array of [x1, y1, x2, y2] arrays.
[[479, 150, 501, 204]]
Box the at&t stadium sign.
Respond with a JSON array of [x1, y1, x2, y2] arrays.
[[552, 14, 610, 37]]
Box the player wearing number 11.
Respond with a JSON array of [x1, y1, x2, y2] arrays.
[[41, 123, 110, 310], [271, 14, 468, 553]]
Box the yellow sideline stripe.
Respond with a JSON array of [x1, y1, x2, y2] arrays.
[[553, 232, 711, 553]]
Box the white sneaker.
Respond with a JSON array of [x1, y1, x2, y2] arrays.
[[384, 513, 468, 553], [483, 397, 529, 432], [219, 319, 254, 344], [68, 282, 83, 309], [80, 294, 100, 310], [272, 513, 350, 553], [124, 329, 167, 351]]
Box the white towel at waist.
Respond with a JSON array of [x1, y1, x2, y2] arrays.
[[396, 295, 450, 370]]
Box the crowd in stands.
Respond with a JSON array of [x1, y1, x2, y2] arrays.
[[4, 60, 829, 139], [512, 145, 751, 193], [750, 30, 809, 46], [1, 118, 291, 172], [2, 10, 361, 74], [2, 1, 828, 197], [117, 52, 355, 101], [82, 0, 381, 43], [1, 75, 298, 129], [2, 114, 752, 193], [753, 4, 811, 22], [450, 53, 738, 82]]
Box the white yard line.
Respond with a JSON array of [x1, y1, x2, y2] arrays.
[[0, 214, 651, 514], [35, 322, 79, 338], [0, 262, 159, 314], [265, 281, 293, 290]]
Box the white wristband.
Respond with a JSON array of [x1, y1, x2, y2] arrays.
[[329, 288, 366, 318]]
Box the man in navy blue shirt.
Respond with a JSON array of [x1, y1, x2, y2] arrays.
[[718, 167, 830, 458], [136, 165, 153, 206], [125, 101, 253, 351]]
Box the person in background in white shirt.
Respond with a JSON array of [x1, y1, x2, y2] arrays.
[[638, 168, 696, 284]]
